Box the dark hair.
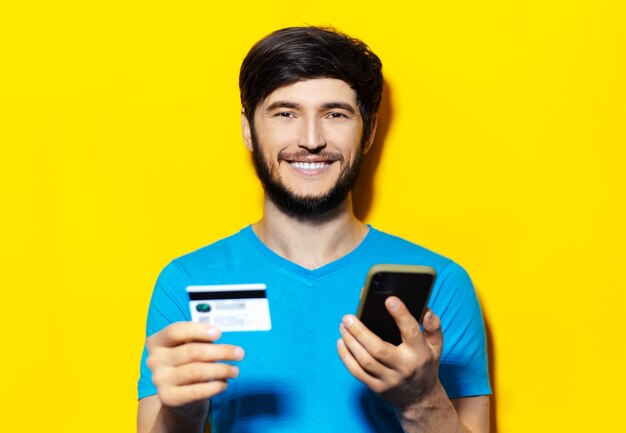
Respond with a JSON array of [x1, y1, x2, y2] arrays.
[[239, 26, 383, 141]]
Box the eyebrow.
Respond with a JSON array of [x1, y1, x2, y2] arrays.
[[265, 101, 300, 111], [264, 100, 357, 115], [321, 102, 357, 114]]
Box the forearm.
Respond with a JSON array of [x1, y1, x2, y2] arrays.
[[398, 382, 469, 433], [145, 400, 210, 433]]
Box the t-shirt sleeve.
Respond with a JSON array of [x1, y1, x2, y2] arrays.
[[138, 261, 192, 400], [430, 261, 492, 398]]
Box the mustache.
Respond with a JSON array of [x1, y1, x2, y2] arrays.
[[277, 149, 344, 162]]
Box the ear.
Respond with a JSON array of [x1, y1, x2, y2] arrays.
[[241, 110, 253, 152], [362, 115, 378, 155]]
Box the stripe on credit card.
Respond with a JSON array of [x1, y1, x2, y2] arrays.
[[188, 290, 265, 300]]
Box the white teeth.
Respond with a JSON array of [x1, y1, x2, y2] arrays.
[[291, 162, 328, 170]]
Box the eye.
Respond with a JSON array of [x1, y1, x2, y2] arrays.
[[327, 112, 348, 119], [275, 111, 295, 118]]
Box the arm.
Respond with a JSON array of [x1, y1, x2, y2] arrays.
[[138, 395, 211, 433], [337, 297, 489, 433], [452, 396, 490, 433], [137, 322, 245, 433], [395, 390, 489, 433]]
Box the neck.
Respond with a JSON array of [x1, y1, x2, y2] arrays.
[[252, 194, 368, 270]]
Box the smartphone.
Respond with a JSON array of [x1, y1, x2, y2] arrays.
[[356, 264, 436, 346]]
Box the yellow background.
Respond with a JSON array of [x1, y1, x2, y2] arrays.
[[1, 1, 624, 431]]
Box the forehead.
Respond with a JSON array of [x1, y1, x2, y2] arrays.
[[260, 78, 357, 108]]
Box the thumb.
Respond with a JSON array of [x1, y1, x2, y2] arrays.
[[422, 308, 443, 355]]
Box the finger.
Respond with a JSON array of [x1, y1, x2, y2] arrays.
[[160, 380, 229, 407], [340, 315, 401, 369], [147, 322, 222, 350], [172, 362, 240, 387], [337, 339, 386, 393], [421, 309, 443, 354], [385, 296, 424, 348], [167, 343, 245, 367], [339, 323, 394, 378]]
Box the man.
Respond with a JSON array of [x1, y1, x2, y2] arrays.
[[137, 26, 491, 433]]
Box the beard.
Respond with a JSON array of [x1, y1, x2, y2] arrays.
[[250, 128, 364, 217]]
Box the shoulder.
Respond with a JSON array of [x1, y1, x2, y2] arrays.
[[368, 227, 462, 275], [153, 226, 264, 285], [169, 226, 252, 272], [367, 227, 475, 300]]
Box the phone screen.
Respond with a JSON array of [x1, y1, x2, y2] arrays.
[[358, 266, 435, 345]]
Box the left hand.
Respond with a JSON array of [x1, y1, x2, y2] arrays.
[[337, 296, 444, 411]]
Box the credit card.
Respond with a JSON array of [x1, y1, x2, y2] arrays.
[[186, 284, 271, 332]]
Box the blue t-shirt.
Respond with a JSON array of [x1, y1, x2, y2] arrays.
[[139, 226, 491, 432]]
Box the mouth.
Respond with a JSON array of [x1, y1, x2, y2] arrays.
[[279, 150, 342, 175], [289, 161, 332, 170], [285, 159, 335, 176]]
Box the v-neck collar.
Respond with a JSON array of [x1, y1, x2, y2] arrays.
[[240, 224, 378, 283]]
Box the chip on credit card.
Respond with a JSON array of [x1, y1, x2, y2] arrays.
[[186, 284, 271, 332]]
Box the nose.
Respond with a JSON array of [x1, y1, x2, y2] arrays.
[[298, 117, 326, 153]]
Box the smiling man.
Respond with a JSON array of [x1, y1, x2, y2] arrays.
[[137, 27, 491, 433], [249, 79, 366, 218]]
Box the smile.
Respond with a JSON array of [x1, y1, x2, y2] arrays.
[[289, 161, 330, 170]]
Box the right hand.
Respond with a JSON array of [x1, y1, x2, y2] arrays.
[[146, 322, 245, 407]]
